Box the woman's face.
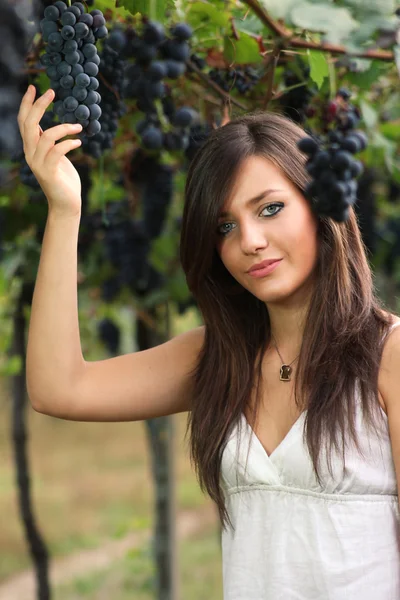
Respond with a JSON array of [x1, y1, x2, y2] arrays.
[[215, 155, 319, 305]]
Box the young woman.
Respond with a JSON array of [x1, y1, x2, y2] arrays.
[[18, 86, 400, 599]]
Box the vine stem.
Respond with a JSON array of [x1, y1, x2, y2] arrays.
[[241, 0, 394, 62]]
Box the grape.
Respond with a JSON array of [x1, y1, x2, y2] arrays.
[[65, 51, 80, 64], [93, 14, 106, 28], [64, 39, 78, 52], [76, 72, 90, 87], [48, 31, 64, 49], [95, 26, 108, 39], [82, 90, 97, 105], [89, 104, 102, 120], [61, 12, 76, 27], [84, 62, 99, 76], [60, 75, 74, 88], [82, 43, 97, 58], [88, 76, 99, 90], [147, 60, 167, 80], [79, 13, 94, 27], [61, 25, 76, 40], [72, 86, 88, 101], [74, 104, 90, 121], [86, 120, 101, 136], [171, 23, 193, 41], [73, 2, 86, 14], [54, 1, 68, 14], [41, 20, 58, 40], [165, 59, 185, 78], [74, 23, 89, 39], [44, 6, 60, 21], [173, 107, 197, 127], [141, 125, 163, 150], [67, 5, 81, 18], [63, 96, 79, 112], [143, 21, 165, 45], [57, 61, 72, 76], [71, 63, 84, 77]]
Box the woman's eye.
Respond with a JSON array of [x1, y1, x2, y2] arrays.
[[260, 203, 284, 217], [216, 203, 284, 236]]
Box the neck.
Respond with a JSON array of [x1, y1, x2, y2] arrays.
[[267, 303, 309, 362]]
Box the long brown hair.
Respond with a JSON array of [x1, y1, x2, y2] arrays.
[[179, 110, 394, 531]]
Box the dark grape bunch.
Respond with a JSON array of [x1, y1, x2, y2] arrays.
[[39, 1, 108, 137], [123, 20, 199, 152], [98, 318, 121, 355], [279, 62, 315, 125], [208, 65, 260, 96], [101, 198, 164, 295], [130, 148, 174, 241], [81, 28, 127, 158], [297, 88, 368, 223]]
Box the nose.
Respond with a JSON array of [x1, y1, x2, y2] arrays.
[[240, 222, 268, 255]]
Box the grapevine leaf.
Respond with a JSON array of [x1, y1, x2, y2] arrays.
[[341, 0, 395, 15], [380, 122, 400, 142], [115, 0, 167, 20], [258, 0, 298, 22], [290, 3, 359, 43], [223, 32, 262, 65], [360, 99, 378, 129], [187, 1, 230, 28], [307, 49, 328, 89], [394, 46, 400, 78]]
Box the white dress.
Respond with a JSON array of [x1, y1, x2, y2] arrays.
[[220, 322, 400, 600]]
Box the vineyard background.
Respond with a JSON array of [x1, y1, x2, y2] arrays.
[[1, 0, 400, 597]]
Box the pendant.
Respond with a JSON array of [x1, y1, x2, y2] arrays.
[[280, 364, 292, 382]]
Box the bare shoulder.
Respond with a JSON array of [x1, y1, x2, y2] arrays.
[[378, 313, 400, 415]]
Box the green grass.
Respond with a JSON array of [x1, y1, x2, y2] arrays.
[[55, 525, 222, 600]]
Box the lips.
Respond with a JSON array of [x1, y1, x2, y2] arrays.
[[247, 259, 282, 273]]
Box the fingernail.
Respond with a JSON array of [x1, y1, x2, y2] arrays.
[[45, 89, 54, 97]]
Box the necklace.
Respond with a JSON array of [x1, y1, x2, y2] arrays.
[[271, 333, 300, 382]]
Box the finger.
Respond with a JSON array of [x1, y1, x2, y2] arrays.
[[17, 85, 37, 131], [32, 123, 83, 165], [23, 89, 55, 158], [45, 138, 82, 170]]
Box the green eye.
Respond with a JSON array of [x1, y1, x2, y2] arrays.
[[217, 202, 284, 237]]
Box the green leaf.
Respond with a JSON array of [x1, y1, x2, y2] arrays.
[[223, 32, 262, 65], [342, 0, 395, 15], [394, 46, 400, 79], [259, 0, 298, 22], [116, 0, 167, 20], [290, 2, 359, 44], [379, 122, 400, 142], [360, 99, 378, 129], [187, 1, 230, 28], [307, 49, 328, 89]]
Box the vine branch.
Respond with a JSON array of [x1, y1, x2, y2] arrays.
[[241, 0, 395, 62]]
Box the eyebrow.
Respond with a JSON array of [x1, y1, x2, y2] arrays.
[[218, 189, 283, 219]]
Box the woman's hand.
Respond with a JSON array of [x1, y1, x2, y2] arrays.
[[17, 86, 84, 218]]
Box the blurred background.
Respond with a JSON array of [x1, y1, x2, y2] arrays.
[[1, 0, 400, 597]]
